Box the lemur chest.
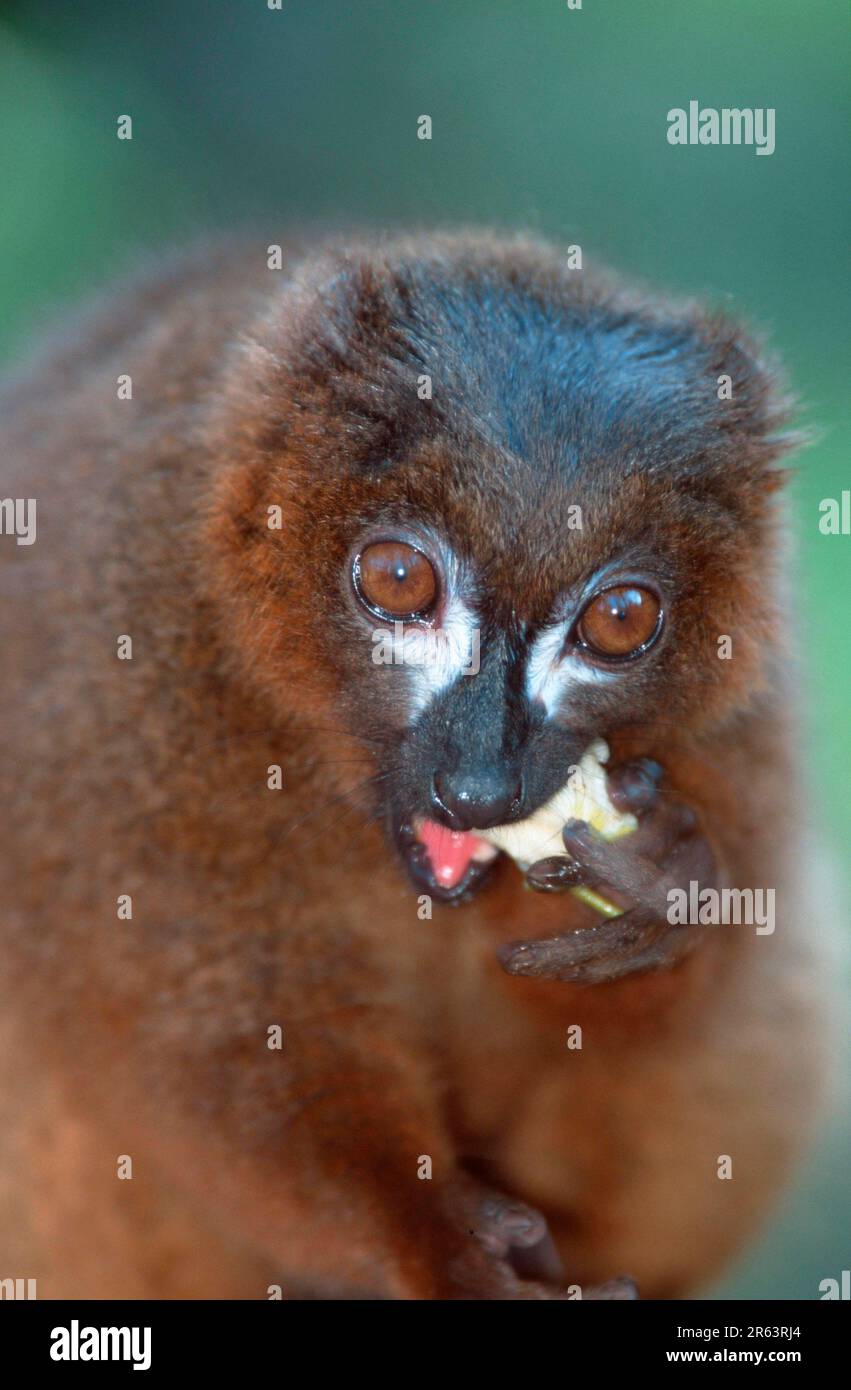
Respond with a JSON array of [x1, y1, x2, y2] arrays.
[[440, 923, 718, 1155]]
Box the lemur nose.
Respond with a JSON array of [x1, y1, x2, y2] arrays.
[[431, 768, 523, 832]]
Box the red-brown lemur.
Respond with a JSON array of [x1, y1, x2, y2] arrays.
[[0, 232, 835, 1298]]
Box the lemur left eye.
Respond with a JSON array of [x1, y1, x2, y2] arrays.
[[576, 585, 662, 660], [353, 540, 438, 621]]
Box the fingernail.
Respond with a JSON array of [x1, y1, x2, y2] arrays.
[[525, 856, 580, 892], [496, 941, 538, 973], [562, 818, 597, 848], [609, 759, 664, 814], [625, 762, 662, 805]]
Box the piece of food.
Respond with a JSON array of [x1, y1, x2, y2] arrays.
[[475, 739, 636, 916]]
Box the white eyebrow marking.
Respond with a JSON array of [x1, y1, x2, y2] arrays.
[[525, 620, 614, 715], [403, 595, 481, 716], [370, 593, 482, 721]]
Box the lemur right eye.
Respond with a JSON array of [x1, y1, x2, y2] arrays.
[[353, 540, 438, 621]]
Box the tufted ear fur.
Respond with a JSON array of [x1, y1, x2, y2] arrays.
[[678, 310, 806, 502]]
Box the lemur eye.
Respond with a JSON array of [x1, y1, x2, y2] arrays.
[[576, 585, 662, 659], [353, 540, 438, 620]]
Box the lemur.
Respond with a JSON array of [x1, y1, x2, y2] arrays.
[[0, 231, 832, 1298]]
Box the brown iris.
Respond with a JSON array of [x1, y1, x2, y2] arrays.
[[354, 540, 438, 620], [576, 585, 661, 659]]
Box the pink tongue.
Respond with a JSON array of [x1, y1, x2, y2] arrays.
[[418, 820, 485, 889]]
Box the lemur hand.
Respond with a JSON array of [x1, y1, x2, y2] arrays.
[[498, 759, 719, 984], [439, 1179, 637, 1300]]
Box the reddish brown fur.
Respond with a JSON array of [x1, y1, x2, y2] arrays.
[[0, 232, 833, 1298]]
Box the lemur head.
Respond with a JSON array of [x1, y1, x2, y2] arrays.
[[207, 233, 796, 901]]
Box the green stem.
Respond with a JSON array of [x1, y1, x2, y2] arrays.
[[569, 885, 623, 919]]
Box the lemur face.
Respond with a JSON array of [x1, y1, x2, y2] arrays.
[[209, 237, 791, 901], [343, 517, 667, 900]]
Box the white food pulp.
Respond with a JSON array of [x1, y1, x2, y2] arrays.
[[474, 738, 636, 870]]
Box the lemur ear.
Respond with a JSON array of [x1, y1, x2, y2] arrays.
[[702, 313, 808, 487], [281, 251, 408, 380], [228, 249, 435, 474]]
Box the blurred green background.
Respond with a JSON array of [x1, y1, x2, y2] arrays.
[[1, 0, 847, 1298]]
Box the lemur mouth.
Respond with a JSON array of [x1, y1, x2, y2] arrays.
[[397, 819, 501, 903]]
